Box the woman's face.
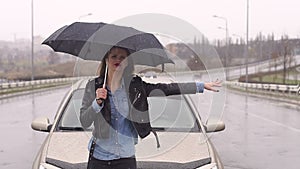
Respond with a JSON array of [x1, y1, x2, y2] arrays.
[[106, 47, 129, 73]]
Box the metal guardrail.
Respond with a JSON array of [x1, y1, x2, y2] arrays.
[[0, 76, 97, 100], [0, 77, 85, 90], [2, 76, 299, 96], [227, 81, 300, 95]]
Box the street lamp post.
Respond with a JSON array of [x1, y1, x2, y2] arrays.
[[246, 0, 249, 86], [31, 0, 34, 81], [78, 13, 93, 21], [213, 15, 228, 80]]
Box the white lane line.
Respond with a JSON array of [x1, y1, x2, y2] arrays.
[[248, 112, 300, 133]]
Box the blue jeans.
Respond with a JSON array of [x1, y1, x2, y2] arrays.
[[87, 156, 137, 169]]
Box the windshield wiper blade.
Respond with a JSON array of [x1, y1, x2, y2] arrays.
[[152, 127, 165, 131], [58, 126, 85, 131]]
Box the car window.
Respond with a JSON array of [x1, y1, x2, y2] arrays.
[[57, 89, 89, 130], [57, 89, 199, 132]]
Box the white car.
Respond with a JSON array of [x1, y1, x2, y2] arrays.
[[31, 78, 225, 169]]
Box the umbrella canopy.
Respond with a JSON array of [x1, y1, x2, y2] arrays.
[[42, 22, 173, 66]]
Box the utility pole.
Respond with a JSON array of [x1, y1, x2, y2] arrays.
[[78, 13, 93, 21], [246, 0, 249, 86], [31, 0, 34, 81], [213, 15, 228, 80]]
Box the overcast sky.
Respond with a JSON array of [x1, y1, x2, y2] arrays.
[[0, 0, 299, 42]]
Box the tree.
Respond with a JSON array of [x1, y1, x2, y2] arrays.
[[47, 51, 61, 65]]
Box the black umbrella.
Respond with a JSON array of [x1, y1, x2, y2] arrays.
[[42, 22, 174, 67]]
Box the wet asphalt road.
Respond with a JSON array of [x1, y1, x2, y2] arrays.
[[0, 85, 299, 169], [209, 90, 300, 169], [0, 87, 69, 169]]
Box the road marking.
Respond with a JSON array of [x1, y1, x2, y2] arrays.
[[248, 112, 300, 133]]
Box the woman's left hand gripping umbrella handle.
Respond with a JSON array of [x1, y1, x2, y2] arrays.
[[96, 62, 108, 104], [96, 88, 107, 105]]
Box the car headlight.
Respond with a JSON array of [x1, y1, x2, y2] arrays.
[[195, 163, 218, 169], [39, 164, 46, 169], [39, 163, 61, 169]]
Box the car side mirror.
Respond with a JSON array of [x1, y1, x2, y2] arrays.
[[205, 121, 225, 133], [31, 117, 52, 132]]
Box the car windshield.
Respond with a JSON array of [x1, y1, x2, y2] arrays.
[[57, 88, 199, 132]]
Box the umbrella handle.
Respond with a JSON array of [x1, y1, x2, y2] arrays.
[[103, 63, 108, 89], [97, 63, 108, 102]]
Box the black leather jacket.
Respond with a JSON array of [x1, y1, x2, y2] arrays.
[[80, 75, 197, 140]]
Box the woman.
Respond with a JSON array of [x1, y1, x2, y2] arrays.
[[80, 46, 221, 169]]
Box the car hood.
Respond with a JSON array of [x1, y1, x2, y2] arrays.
[[135, 131, 211, 168], [45, 131, 211, 168]]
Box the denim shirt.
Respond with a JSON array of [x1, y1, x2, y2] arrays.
[[89, 80, 137, 160]]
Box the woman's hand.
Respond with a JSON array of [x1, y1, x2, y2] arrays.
[[204, 79, 222, 92], [95, 88, 107, 105]]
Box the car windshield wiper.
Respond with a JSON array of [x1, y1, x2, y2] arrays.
[[58, 126, 85, 131], [152, 127, 199, 132], [152, 127, 165, 131]]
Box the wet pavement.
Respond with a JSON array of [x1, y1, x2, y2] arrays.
[[0, 85, 299, 169], [0, 87, 69, 169], [209, 90, 300, 169]]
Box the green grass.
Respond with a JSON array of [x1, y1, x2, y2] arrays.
[[252, 75, 300, 85], [241, 65, 300, 85]]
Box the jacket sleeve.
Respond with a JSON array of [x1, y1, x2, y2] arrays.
[[80, 79, 97, 129], [140, 77, 197, 97]]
